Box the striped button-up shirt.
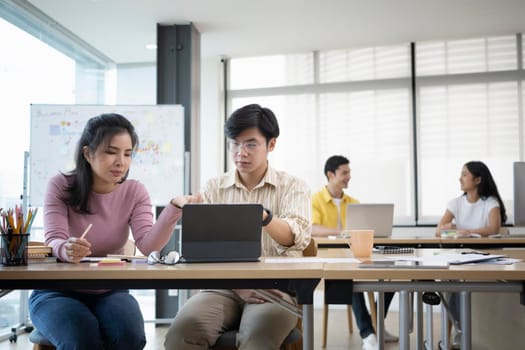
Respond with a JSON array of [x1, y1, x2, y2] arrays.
[[201, 165, 311, 257]]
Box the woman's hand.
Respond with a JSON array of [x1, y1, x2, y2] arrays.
[[435, 222, 455, 237], [64, 237, 91, 263], [170, 193, 203, 208]]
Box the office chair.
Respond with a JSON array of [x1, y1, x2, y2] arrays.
[[212, 238, 318, 350]]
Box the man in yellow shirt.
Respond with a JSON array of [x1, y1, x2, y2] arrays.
[[312, 155, 358, 237], [311, 155, 397, 349]]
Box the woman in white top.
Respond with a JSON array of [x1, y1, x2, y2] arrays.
[[436, 160, 507, 237], [435, 160, 507, 348]]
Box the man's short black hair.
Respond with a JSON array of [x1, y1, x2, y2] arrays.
[[224, 104, 280, 143], [324, 155, 349, 179]]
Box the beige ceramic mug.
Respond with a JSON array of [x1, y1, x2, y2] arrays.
[[348, 229, 374, 258]]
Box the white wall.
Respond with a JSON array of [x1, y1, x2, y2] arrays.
[[199, 56, 225, 187], [116, 63, 156, 105]]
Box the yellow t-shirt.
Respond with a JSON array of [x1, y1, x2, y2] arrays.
[[311, 186, 359, 229]]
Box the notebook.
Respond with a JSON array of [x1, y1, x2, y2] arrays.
[[373, 246, 415, 254], [180, 203, 263, 263], [345, 203, 394, 237]]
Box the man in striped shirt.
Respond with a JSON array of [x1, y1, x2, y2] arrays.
[[165, 104, 311, 350]]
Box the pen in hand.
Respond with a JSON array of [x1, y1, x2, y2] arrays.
[[80, 223, 93, 239]]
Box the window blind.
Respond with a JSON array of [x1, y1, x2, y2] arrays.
[[417, 35, 517, 76], [229, 54, 314, 90], [319, 44, 409, 83]]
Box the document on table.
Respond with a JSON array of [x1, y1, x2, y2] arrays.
[[476, 257, 521, 265], [378, 253, 507, 266]]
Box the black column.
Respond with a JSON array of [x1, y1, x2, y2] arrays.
[[155, 23, 200, 322]]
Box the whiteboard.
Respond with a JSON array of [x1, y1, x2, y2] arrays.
[[30, 104, 184, 207]]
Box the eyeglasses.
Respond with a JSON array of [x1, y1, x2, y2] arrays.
[[227, 140, 261, 154], [147, 250, 180, 265]]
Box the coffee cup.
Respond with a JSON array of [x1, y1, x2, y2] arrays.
[[348, 229, 374, 258]]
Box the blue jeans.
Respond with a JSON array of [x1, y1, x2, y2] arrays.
[[29, 290, 146, 350], [352, 292, 395, 339]]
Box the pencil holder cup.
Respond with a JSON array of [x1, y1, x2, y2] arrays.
[[1, 233, 30, 266]]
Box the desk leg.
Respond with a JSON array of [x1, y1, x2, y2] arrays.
[[424, 303, 434, 350], [415, 292, 424, 350], [377, 291, 385, 350], [302, 304, 314, 350], [440, 302, 449, 349], [399, 290, 411, 350], [459, 291, 471, 350]]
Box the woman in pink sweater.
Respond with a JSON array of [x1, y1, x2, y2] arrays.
[[29, 113, 185, 350]]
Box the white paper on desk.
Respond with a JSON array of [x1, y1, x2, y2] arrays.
[[446, 253, 505, 265], [386, 253, 505, 266], [476, 257, 521, 265], [264, 257, 360, 263]]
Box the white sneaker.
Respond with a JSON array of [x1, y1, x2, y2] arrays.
[[384, 329, 399, 343], [451, 327, 462, 349], [362, 333, 378, 350]]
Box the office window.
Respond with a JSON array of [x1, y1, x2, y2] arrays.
[[0, 3, 112, 338], [0, 17, 76, 231], [229, 54, 314, 89], [418, 81, 519, 222], [318, 89, 413, 223], [416, 34, 522, 224], [417, 35, 517, 75], [319, 45, 410, 82], [229, 34, 524, 226], [229, 43, 414, 224]]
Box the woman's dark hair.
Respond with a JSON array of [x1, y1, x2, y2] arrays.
[[224, 104, 280, 143], [464, 161, 507, 224], [63, 113, 139, 213], [324, 155, 349, 180]]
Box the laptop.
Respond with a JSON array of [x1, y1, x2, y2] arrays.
[[180, 203, 263, 262], [345, 203, 394, 237]]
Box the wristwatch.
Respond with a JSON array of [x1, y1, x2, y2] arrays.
[[262, 207, 273, 226]]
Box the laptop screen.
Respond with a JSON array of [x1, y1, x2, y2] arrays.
[[181, 203, 263, 262], [345, 203, 394, 237]]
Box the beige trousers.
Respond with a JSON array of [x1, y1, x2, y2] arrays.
[[164, 289, 297, 350]]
